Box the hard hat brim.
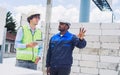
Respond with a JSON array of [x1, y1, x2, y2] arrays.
[[27, 14, 40, 18], [59, 22, 71, 26]]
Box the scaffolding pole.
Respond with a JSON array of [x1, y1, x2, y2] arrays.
[[0, 28, 7, 63], [42, 0, 52, 75]]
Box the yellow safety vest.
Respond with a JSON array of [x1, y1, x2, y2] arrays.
[[16, 25, 42, 62]]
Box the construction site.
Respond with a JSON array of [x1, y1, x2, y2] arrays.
[[0, 0, 120, 75]]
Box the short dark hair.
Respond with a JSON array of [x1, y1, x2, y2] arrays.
[[27, 14, 40, 23]]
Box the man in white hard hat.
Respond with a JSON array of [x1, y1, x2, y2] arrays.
[[15, 11, 42, 70], [46, 20, 87, 75]]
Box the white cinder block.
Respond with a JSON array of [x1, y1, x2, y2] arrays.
[[73, 47, 80, 54], [101, 23, 120, 29], [81, 67, 98, 74], [81, 48, 99, 55], [73, 54, 81, 60], [99, 49, 119, 56], [86, 42, 100, 49], [70, 72, 79, 75], [79, 61, 97, 68], [82, 23, 100, 30], [102, 30, 120, 35], [85, 35, 100, 42], [100, 56, 120, 63], [79, 73, 97, 75], [71, 66, 80, 73], [81, 54, 99, 61], [98, 62, 119, 70], [69, 23, 82, 29], [69, 29, 79, 34], [118, 52, 120, 57], [72, 60, 79, 66], [100, 36, 119, 43], [118, 64, 120, 71], [85, 30, 101, 36], [101, 43, 120, 49], [100, 69, 118, 75], [72, 23, 82, 28]]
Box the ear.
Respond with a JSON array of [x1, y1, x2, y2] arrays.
[[66, 25, 69, 29]]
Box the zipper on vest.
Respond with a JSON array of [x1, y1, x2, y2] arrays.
[[30, 29, 35, 62], [32, 35, 34, 61], [30, 29, 37, 62]]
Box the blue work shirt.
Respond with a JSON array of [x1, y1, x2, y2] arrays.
[[14, 25, 42, 57], [46, 31, 87, 68]]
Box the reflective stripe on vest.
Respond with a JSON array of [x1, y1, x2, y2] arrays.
[[17, 50, 37, 55], [16, 25, 42, 62]]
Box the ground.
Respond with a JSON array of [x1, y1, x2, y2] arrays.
[[0, 58, 43, 75]]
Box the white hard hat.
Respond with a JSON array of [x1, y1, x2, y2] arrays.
[[59, 19, 71, 26], [27, 11, 40, 18]]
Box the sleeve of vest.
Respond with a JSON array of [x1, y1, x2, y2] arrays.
[[37, 30, 43, 57], [37, 43, 43, 57]]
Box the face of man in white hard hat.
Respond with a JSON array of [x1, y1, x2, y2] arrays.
[[27, 14, 40, 26], [58, 22, 69, 32]]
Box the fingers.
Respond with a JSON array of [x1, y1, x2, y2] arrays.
[[31, 42, 38, 47], [80, 27, 86, 33], [46, 67, 50, 75], [80, 28, 81, 33], [26, 42, 38, 48], [83, 30, 86, 33], [82, 28, 85, 33], [35, 57, 40, 64]]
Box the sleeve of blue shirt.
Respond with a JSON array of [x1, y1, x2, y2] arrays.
[[72, 35, 87, 48], [14, 27, 42, 57]]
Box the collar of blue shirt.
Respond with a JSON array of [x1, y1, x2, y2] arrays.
[[57, 31, 70, 37]]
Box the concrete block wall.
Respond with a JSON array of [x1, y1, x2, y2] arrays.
[[40, 23, 120, 75]]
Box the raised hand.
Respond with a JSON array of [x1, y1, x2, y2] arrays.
[[78, 28, 86, 40]]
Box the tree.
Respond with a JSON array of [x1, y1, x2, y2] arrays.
[[5, 11, 16, 34]]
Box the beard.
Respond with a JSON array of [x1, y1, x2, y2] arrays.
[[58, 28, 65, 32]]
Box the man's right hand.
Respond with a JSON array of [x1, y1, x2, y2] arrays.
[[26, 42, 38, 48], [46, 67, 50, 75]]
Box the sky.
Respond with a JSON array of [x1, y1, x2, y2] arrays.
[[0, 0, 120, 26]]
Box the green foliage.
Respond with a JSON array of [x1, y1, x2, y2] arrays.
[[5, 11, 16, 34]]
